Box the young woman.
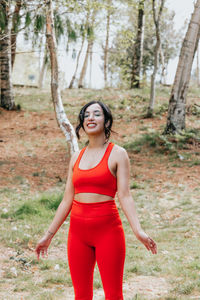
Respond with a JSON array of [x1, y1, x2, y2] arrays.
[[35, 100, 157, 300]]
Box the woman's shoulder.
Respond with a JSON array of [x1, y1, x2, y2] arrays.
[[112, 143, 129, 159], [112, 143, 127, 154], [70, 148, 82, 168]]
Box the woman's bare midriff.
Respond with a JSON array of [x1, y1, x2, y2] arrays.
[[74, 193, 114, 203]]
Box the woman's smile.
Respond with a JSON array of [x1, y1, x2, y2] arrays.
[[87, 122, 97, 128]]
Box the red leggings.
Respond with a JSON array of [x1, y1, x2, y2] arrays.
[[67, 199, 126, 300]]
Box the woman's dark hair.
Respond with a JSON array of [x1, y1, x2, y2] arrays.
[[75, 100, 114, 141]]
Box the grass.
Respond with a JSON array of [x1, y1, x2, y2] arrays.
[[0, 86, 200, 299]]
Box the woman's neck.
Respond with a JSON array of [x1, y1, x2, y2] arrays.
[[87, 136, 108, 149]]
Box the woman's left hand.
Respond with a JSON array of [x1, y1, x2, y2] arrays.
[[137, 230, 157, 254]]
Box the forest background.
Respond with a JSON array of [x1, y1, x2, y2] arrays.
[[0, 0, 200, 299]]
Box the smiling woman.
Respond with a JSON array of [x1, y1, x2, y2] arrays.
[[35, 100, 157, 300], [76, 100, 113, 142]]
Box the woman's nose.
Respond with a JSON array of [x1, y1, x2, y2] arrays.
[[88, 113, 94, 120]]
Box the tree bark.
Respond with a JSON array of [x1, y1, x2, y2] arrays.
[[0, 1, 15, 110], [159, 45, 167, 85], [11, 0, 22, 69], [78, 10, 96, 89], [196, 41, 199, 86], [45, 0, 79, 155], [131, 0, 145, 89], [78, 39, 92, 88], [147, 0, 165, 117], [164, 0, 200, 134], [89, 40, 94, 88], [38, 42, 48, 89], [104, 0, 111, 88], [69, 34, 85, 89]]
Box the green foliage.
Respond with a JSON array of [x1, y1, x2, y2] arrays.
[[14, 203, 40, 219], [55, 14, 64, 40], [34, 15, 46, 35], [108, 1, 183, 87], [66, 18, 77, 42], [176, 283, 195, 295], [39, 193, 63, 210], [80, 23, 85, 37], [42, 275, 67, 286], [87, 25, 94, 39], [0, 3, 6, 31], [25, 11, 32, 27], [124, 133, 162, 151], [12, 13, 21, 33], [0, 191, 63, 222], [130, 181, 141, 189], [123, 130, 200, 156]]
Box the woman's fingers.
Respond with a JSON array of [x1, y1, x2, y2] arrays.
[[147, 237, 157, 254], [35, 248, 40, 260], [35, 244, 45, 260]]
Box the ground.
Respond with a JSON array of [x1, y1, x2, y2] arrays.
[[0, 87, 200, 299]]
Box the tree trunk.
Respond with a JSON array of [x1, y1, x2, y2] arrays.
[[78, 9, 96, 89], [0, 1, 15, 110], [45, 0, 79, 155], [164, 0, 200, 134], [131, 0, 145, 89], [159, 45, 167, 85], [104, 0, 111, 88], [78, 40, 92, 88], [11, 0, 22, 68], [69, 34, 85, 89], [147, 0, 165, 117], [89, 41, 94, 88], [196, 41, 199, 86], [38, 42, 48, 89]]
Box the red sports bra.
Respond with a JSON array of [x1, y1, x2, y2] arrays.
[[72, 142, 117, 198]]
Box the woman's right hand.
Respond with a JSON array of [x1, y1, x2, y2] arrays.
[[35, 234, 52, 260]]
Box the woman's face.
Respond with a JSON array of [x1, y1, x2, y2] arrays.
[[83, 103, 105, 136]]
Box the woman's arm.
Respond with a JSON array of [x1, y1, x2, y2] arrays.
[[44, 153, 76, 239], [116, 147, 157, 254], [35, 152, 78, 259]]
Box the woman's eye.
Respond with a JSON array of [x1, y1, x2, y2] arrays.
[[84, 112, 101, 118]]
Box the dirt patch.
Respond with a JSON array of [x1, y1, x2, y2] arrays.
[[124, 275, 170, 299], [0, 108, 199, 193]]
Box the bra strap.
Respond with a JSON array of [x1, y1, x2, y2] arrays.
[[74, 147, 86, 169], [102, 142, 114, 163]]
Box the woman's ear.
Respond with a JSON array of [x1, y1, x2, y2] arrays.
[[105, 120, 111, 127]]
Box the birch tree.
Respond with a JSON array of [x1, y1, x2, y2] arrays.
[[69, 24, 87, 89], [164, 0, 200, 134], [103, 0, 112, 88], [38, 41, 48, 89], [196, 42, 199, 86], [78, 10, 96, 88], [78, 0, 100, 89], [45, 0, 79, 155], [147, 0, 165, 117], [159, 46, 167, 84]]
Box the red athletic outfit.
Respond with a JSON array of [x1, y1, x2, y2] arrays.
[[68, 142, 126, 300]]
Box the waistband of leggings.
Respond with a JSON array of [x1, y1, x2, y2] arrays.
[[71, 199, 119, 218], [73, 199, 116, 206]]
